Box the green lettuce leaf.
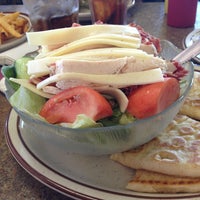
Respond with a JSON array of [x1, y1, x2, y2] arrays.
[[9, 86, 46, 114], [99, 108, 135, 126], [1, 56, 33, 91], [61, 114, 103, 129], [1, 64, 19, 91]]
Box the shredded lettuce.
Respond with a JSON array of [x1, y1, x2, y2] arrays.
[[119, 112, 136, 125], [99, 108, 135, 126], [60, 114, 103, 128]]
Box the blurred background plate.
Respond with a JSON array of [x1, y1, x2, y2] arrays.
[[0, 12, 32, 53], [183, 29, 200, 64]]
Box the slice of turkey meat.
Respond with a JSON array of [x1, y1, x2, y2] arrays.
[[54, 56, 167, 90]]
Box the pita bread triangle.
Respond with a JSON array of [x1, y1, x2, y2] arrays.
[[111, 114, 200, 178]]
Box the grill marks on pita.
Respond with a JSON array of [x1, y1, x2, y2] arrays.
[[127, 169, 200, 193]]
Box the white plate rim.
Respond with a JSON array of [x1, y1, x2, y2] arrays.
[[4, 109, 200, 200], [183, 29, 200, 64], [0, 12, 32, 53]]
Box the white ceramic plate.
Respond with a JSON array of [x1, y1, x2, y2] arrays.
[[183, 29, 200, 64], [79, 0, 135, 21], [5, 109, 200, 200], [0, 12, 32, 53]]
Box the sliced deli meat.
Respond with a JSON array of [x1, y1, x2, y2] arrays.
[[127, 77, 180, 119], [55, 54, 167, 74], [130, 23, 161, 54], [27, 48, 167, 78]]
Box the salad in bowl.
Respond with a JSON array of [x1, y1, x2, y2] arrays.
[[2, 23, 193, 155]]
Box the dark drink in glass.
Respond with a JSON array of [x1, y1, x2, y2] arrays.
[[89, 0, 129, 25]]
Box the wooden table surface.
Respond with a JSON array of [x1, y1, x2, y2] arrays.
[[0, 1, 200, 199]]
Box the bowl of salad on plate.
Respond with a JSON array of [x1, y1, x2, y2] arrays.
[[2, 23, 193, 155]]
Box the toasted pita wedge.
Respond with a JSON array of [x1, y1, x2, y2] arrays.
[[179, 71, 200, 120], [111, 114, 200, 177], [127, 169, 200, 193]]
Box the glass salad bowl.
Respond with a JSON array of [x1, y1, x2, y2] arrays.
[[4, 40, 193, 155]]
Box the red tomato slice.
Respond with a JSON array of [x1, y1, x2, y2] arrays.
[[39, 86, 113, 123], [127, 77, 180, 119]]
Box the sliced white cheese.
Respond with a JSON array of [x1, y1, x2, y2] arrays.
[[54, 47, 154, 60], [27, 61, 50, 77], [34, 47, 152, 62], [9, 78, 53, 98], [95, 87, 129, 112], [36, 36, 141, 58], [26, 24, 140, 46], [37, 68, 164, 90], [27, 57, 59, 77]]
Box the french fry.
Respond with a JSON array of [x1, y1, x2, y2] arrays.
[[0, 18, 22, 38], [0, 12, 30, 44], [2, 12, 20, 21]]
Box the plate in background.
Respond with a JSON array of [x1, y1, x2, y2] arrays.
[[183, 29, 200, 64], [0, 12, 32, 53]]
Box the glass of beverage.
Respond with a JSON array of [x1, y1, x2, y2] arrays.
[[22, 0, 79, 31], [167, 0, 198, 28], [88, 0, 132, 25]]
